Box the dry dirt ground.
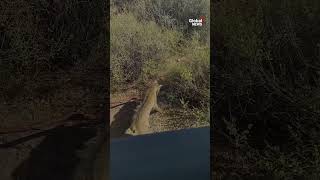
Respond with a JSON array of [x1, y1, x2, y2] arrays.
[[0, 88, 209, 180], [110, 88, 209, 139]]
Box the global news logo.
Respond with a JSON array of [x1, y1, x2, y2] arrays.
[[189, 16, 205, 27]]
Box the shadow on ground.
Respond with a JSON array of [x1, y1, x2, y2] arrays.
[[11, 124, 98, 180], [110, 100, 139, 138]]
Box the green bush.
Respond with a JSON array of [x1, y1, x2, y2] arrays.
[[111, 0, 209, 43], [160, 40, 209, 107], [110, 11, 182, 89]]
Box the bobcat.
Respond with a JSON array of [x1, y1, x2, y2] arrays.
[[126, 80, 163, 135]]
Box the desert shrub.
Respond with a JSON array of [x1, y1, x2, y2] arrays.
[[111, 0, 209, 43], [213, 0, 320, 179], [160, 37, 210, 108], [110, 11, 182, 90]]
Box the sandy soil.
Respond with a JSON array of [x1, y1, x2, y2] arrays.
[[110, 89, 209, 139]]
